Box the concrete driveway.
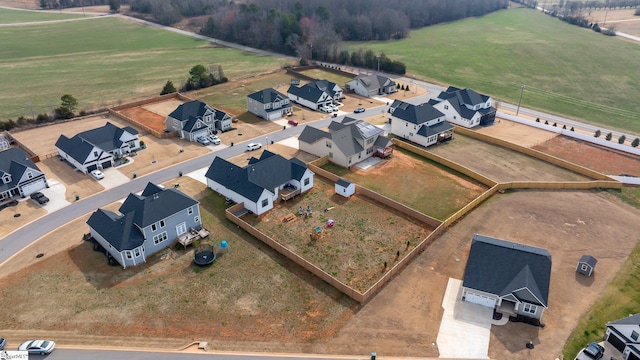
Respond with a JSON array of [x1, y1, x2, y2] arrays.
[[40, 179, 71, 213], [436, 278, 493, 359]]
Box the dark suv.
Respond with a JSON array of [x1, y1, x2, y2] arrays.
[[577, 342, 605, 360], [30, 192, 49, 205]]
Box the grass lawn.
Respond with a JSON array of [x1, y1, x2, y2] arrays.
[[322, 148, 488, 220], [0, 17, 289, 119], [299, 68, 354, 87], [562, 186, 640, 359], [0, 7, 89, 23], [347, 8, 640, 134]]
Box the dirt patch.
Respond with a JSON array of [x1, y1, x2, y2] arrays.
[[0, 199, 46, 239], [583, 8, 640, 37], [533, 136, 640, 177], [119, 106, 167, 134], [427, 133, 592, 183], [35, 157, 105, 201], [476, 119, 559, 148], [142, 99, 184, 118]]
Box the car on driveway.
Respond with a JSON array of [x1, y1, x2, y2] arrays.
[[354, 107, 365, 113], [30, 191, 49, 205], [18, 340, 56, 355], [90, 169, 104, 180], [209, 135, 221, 145], [196, 137, 211, 146], [246, 142, 262, 151], [575, 342, 605, 360], [287, 119, 298, 126], [0, 337, 6, 350]]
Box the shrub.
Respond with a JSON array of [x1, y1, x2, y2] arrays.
[[632, 138, 639, 148], [562, 124, 567, 129], [594, 130, 601, 138], [545, 120, 549, 125], [618, 135, 626, 144], [605, 132, 613, 141], [535, 117, 540, 123], [571, 127, 575, 131]]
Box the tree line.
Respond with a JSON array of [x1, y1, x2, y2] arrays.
[[40, 0, 126, 9]]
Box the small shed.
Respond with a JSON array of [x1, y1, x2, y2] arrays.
[[335, 178, 355, 198], [576, 255, 597, 277]]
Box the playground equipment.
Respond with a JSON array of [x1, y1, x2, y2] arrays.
[[327, 219, 335, 227], [193, 243, 216, 266]]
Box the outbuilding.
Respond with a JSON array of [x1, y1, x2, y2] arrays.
[[576, 255, 597, 277], [335, 178, 355, 198]]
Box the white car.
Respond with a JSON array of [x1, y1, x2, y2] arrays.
[[246, 142, 262, 151], [19, 340, 56, 355], [328, 104, 339, 112], [90, 169, 104, 180], [319, 106, 332, 113], [209, 135, 221, 145]]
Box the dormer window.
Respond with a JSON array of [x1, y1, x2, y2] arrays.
[[2, 174, 10, 183], [27, 171, 33, 179]]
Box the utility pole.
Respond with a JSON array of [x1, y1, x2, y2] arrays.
[[516, 84, 525, 116]]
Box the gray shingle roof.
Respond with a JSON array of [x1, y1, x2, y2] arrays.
[[462, 234, 552, 307], [350, 74, 392, 91], [247, 88, 289, 104], [168, 100, 211, 121], [416, 121, 454, 137], [118, 182, 198, 228], [607, 313, 640, 326], [75, 122, 137, 152], [288, 83, 326, 103], [392, 101, 445, 125], [86, 209, 145, 251], [298, 126, 330, 144], [440, 86, 488, 107], [336, 178, 352, 187], [578, 255, 597, 268], [55, 134, 104, 164], [0, 148, 41, 192]]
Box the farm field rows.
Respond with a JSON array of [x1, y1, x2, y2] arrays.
[[347, 8, 640, 134]]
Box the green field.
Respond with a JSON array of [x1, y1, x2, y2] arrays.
[[0, 17, 289, 119], [0, 7, 89, 23], [347, 8, 640, 134]]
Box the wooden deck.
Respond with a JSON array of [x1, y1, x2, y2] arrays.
[[176, 227, 210, 248]]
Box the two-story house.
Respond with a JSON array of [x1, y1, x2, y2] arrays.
[[205, 151, 314, 216], [0, 147, 49, 200], [390, 100, 454, 147], [55, 122, 142, 174], [605, 314, 640, 360], [246, 88, 292, 120], [287, 79, 343, 111], [298, 117, 393, 168], [431, 86, 496, 128], [345, 74, 396, 98], [165, 100, 232, 141], [86, 182, 202, 268]]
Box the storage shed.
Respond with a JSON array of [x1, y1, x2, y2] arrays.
[[576, 255, 597, 277], [335, 178, 355, 198]]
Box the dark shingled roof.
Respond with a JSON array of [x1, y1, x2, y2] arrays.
[[287, 83, 326, 103], [118, 182, 198, 228], [440, 86, 489, 107], [416, 121, 454, 137], [336, 178, 352, 187], [75, 122, 138, 153], [247, 88, 290, 104], [0, 147, 42, 192], [578, 255, 598, 268], [607, 313, 640, 326], [391, 101, 445, 125], [86, 209, 145, 251], [55, 134, 105, 164], [463, 234, 552, 307], [298, 126, 330, 144], [168, 100, 211, 121]]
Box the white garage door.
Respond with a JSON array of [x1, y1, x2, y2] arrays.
[[465, 292, 496, 308], [21, 178, 46, 196]]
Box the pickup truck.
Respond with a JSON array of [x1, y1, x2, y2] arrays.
[[30, 191, 50, 205]]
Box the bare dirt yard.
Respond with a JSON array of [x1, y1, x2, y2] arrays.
[[0, 198, 46, 239], [427, 133, 592, 183], [476, 119, 559, 148], [584, 8, 640, 37], [243, 176, 435, 292], [533, 135, 640, 177], [119, 106, 168, 134]]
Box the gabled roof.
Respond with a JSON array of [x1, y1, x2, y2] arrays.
[[205, 151, 311, 202], [311, 79, 342, 97], [349, 74, 392, 91], [55, 134, 105, 164], [118, 182, 198, 228], [391, 101, 445, 125], [300, 118, 388, 158], [439, 86, 489, 107], [463, 234, 552, 307], [578, 255, 598, 267], [182, 116, 208, 133], [86, 209, 145, 251], [298, 126, 330, 144], [288, 83, 327, 103], [336, 178, 352, 187], [168, 100, 212, 122], [75, 122, 138, 153], [247, 88, 289, 104], [331, 126, 363, 157], [0, 148, 41, 190], [607, 313, 640, 327], [416, 121, 454, 137]]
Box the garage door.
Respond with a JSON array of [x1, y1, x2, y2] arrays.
[[87, 164, 98, 172], [465, 292, 496, 308], [101, 161, 112, 169], [20, 178, 46, 196], [607, 332, 626, 353], [629, 351, 640, 360]]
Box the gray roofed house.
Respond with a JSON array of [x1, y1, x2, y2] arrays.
[[247, 88, 292, 120], [0, 147, 48, 199], [576, 255, 598, 277], [345, 74, 397, 97], [461, 234, 552, 321], [87, 182, 203, 268], [287, 79, 342, 111], [55, 122, 141, 174], [165, 100, 232, 141], [298, 117, 393, 168], [205, 150, 315, 215], [390, 100, 453, 148], [605, 314, 640, 360], [432, 86, 496, 128]]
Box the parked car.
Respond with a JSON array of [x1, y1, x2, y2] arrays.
[[0, 337, 6, 350], [209, 135, 221, 145], [319, 106, 332, 113], [30, 191, 49, 205], [246, 142, 262, 151], [90, 169, 104, 180], [196, 137, 211, 146], [354, 107, 365, 113], [287, 119, 299, 126], [328, 104, 339, 112], [576, 342, 605, 360], [18, 340, 56, 355]]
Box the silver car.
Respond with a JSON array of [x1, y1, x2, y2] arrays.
[[18, 340, 56, 355]]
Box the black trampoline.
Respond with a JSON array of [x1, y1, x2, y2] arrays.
[[193, 243, 216, 266]]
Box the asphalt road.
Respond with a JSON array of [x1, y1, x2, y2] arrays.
[[34, 349, 367, 360]]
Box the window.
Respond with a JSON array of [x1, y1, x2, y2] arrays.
[[261, 198, 269, 207], [304, 178, 310, 186], [153, 232, 168, 245], [366, 148, 373, 154], [453, 116, 457, 119], [160, 220, 165, 228], [188, 207, 193, 215], [581, 264, 588, 271], [134, 248, 141, 257], [176, 222, 187, 236], [523, 303, 537, 314], [366, 138, 374, 145], [326, 141, 332, 148], [444, 105, 449, 110], [125, 251, 132, 259], [194, 216, 200, 223], [405, 122, 408, 127], [632, 331, 639, 341], [27, 172, 33, 179], [409, 132, 413, 136], [173, 120, 179, 127], [328, 152, 333, 158], [151, 223, 157, 232]]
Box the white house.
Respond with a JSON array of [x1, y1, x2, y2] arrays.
[[431, 86, 496, 128], [287, 79, 343, 111], [298, 117, 393, 168], [605, 314, 640, 360], [346, 74, 396, 97], [247, 88, 292, 120], [205, 151, 314, 216], [390, 100, 453, 148], [165, 100, 232, 141], [0, 147, 49, 199]]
